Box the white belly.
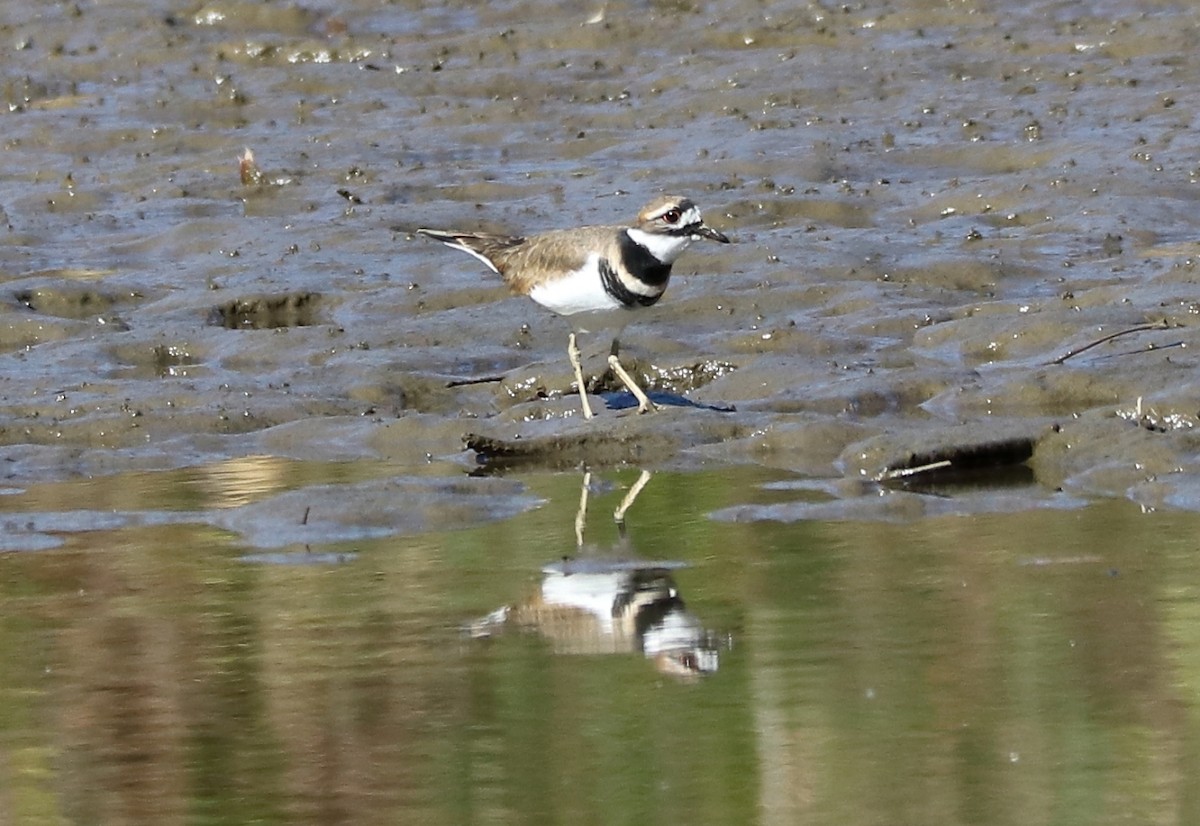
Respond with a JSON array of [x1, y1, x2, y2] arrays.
[[527, 256, 622, 316]]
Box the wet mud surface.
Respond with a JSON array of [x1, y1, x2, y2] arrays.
[[4, 0, 1200, 533]]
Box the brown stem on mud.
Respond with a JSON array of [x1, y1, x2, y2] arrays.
[[445, 375, 505, 387], [1048, 320, 1170, 365]]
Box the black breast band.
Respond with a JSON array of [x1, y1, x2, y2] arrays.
[[599, 258, 667, 308]]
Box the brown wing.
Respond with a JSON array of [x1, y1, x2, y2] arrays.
[[499, 226, 623, 292]]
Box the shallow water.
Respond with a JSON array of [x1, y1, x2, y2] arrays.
[[4, 464, 1200, 824], [5, 0, 1200, 820]]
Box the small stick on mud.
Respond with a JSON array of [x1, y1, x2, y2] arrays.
[[873, 436, 1036, 483], [301, 506, 310, 526], [1048, 320, 1170, 365], [1101, 340, 1187, 360], [446, 375, 504, 388], [875, 460, 953, 482]]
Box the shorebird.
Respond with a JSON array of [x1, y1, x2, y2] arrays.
[[416, 195, 730, 418]]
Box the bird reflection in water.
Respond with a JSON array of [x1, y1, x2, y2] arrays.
[[467, 470, 721, 679]]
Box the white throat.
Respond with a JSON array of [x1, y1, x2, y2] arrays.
[[626, 227, 693, 264]]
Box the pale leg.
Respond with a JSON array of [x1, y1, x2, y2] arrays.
[[607, 338, 656, 414], [574, 470, 591, 547], [567, 332, 594, 419], [613, 469, 652, 524]]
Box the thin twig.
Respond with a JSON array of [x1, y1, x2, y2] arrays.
[[1092, 340, 1187, 361], [1048, 320, 1170, 365], [875, 460, 953, 482], [446, 375, 505, 388]]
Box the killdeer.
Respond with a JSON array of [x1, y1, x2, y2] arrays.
[[416, 195, 730, 418]]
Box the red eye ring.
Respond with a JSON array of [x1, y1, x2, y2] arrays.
[[662, 208, 682, 224]]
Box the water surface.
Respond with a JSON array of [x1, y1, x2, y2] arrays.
[[3, 464, 1200, 823]]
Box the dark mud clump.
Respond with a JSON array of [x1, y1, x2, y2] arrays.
[[208, 293, 323, 329], [466, 407, 751, 471]]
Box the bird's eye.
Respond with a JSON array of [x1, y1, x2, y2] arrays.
[[662, 208, 681, 224]]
